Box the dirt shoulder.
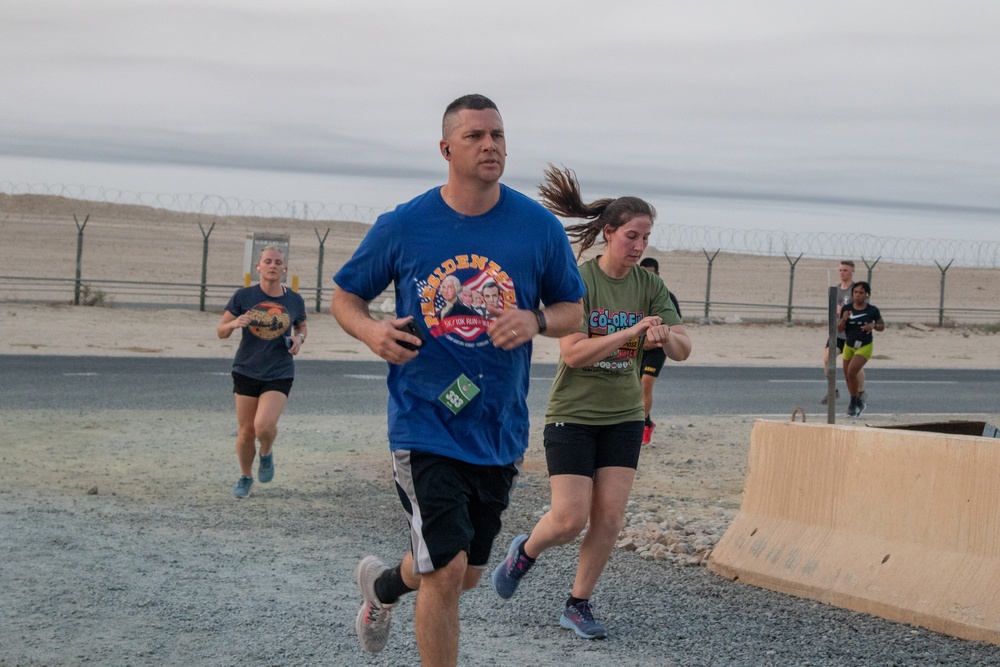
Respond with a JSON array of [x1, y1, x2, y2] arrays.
[[4, 302, 999, 368]]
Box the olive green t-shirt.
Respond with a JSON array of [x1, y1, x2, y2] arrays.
[[544, 258, 681, 425]]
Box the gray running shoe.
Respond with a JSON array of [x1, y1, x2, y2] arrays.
[[855, 397, 867, 418], [819, 388, 839, 405], [491, 534, 532, 599], [560, 600, 607, 639], [258, 453, 274, 483], [355, 556, 395, 653], [847, 397, 858, 418], [231, 475, 253, 498]]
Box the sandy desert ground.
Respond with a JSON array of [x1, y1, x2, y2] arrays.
[[3, 193, 1000, 664]]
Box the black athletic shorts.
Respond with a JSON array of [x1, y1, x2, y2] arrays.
[[543, 421, 644, 478], [232, 371, 293, 397], [391, 450, 521, 573], [641, 346, 667, 378], [822, 338, 847, 353]]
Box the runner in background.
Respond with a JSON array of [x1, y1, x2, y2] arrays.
[[217, 245, 307, 498], [821, 260, 857, 404], [638, 257, 682, 445], [838, 281, 884, 418]]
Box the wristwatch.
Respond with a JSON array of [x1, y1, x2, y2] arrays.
[[531, 308, 547, 334]]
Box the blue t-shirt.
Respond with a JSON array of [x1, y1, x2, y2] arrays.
[[225, 285, 307, 381], [333, 184, 585, 466]]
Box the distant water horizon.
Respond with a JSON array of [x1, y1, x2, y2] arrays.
[[3, 155, 998, 245]]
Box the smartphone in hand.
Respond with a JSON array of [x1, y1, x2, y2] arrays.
[[396, 320, 424, 351]]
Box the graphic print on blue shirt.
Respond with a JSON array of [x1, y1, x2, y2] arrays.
[[417, 254, 515, 348]]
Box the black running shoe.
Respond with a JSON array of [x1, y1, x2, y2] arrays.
[[855, 398, 866, 418]]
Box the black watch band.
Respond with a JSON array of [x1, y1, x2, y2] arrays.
[[531, 308, 547, 334]]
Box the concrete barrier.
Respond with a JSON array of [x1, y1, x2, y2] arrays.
[[708, 420, 1000, 645]]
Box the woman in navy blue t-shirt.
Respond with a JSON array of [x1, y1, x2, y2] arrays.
[[217, 246, 307, 498], [837, 281, 884, 418]]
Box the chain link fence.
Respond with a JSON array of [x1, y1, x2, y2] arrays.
[[2, 182, 999, 326]]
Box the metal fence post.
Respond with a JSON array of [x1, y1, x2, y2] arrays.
[[199, 221, 215, 312], [827, 285, 838, 424], [862, 256, 880, 285], [703, 249, 720, 319], [784, 252, 803, 323], [73, 214, 89, 305], [314, 227, 330, 313], [935, 259, 954, 326]]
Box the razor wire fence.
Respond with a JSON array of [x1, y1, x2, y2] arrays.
[[650, 225, 1000, 269], [2, 182, 999, 326], [0, 182, 387, 225]]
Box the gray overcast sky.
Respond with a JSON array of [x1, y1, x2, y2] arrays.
[[2, 0, 999, 238]]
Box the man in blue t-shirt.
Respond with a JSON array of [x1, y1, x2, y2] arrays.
[[331, 94, 585, 664]]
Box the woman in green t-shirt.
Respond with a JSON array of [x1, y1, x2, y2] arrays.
[[491, 165, 692, 639]]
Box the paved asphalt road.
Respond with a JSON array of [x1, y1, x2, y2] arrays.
[[3, 355, 997, 419]]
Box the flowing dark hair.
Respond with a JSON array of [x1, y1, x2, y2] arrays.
[[537, 164, 656, 258]]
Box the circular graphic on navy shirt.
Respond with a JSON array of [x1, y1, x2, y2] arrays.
[[247, 301, 290, 340]]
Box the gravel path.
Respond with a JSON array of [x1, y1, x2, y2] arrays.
[[3, 409, 1000, 666]]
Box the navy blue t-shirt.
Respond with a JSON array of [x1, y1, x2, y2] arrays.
[[225, 285, 307, 380], [843, 303, 882, 348]]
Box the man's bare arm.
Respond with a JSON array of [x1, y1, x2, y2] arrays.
[[537, 299, 584, 338], [330, 289, 421, 365], [486, 299, 583, 351]]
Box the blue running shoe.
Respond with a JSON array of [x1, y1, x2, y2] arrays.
[[231, 475, 253, 498], [258, 453, 274, 483], [560, 600, 607, 639], [491, 534, 532, 599]]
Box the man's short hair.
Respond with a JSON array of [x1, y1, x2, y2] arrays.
[[840, 260, 855, 269], [639, 257, 659, 272], [443, 94, 499, 137]]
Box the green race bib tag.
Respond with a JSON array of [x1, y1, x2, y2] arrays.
[[439, 374, 480, 415]]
